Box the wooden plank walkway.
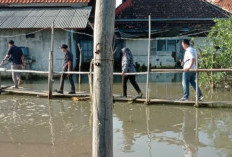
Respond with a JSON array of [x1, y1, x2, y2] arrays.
[[1, 86, 232, 107], [1, 86, 90, 98]]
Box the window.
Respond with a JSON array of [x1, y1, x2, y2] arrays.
[[157, 39, 177, 52], [157, 40, 166, 51], [167, 40, 176, 52]]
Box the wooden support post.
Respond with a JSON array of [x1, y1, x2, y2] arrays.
[[92, 0, 115, 156], [77, 43, 82, 91], [195, 51, 199, 107], [146, 15, 151, 104], [48, 22, 54, 99], [0, 72, 1, 95]]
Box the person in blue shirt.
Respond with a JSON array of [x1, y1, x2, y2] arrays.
[[56, 44, 75, 94], [1, 40, 24, 88], [121, 48, 143, 98]]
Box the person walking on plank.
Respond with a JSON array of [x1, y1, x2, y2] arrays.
[[179, 39, 204, 101], [56, 44, 76, 94], [121, 48, 143, 98]]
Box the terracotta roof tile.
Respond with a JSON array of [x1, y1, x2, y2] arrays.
[[0, 0, 90, 4], [209, 0, 232, 13]]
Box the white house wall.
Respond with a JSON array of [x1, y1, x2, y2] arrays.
[[0, 29, 76, 76], [124, 37, 207, 68], [124, 39, 176, 68]]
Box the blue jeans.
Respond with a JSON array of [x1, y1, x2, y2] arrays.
[[182, 72, 203, 99]]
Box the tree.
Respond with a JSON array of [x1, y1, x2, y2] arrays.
[[197, 16, 232, 88]]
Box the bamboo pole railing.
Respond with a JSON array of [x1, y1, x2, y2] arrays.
[[0, 66, 232, 107]]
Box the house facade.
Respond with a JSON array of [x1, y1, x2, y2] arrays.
[[115, 0, 231, 69], [0, 0, 94, 76]]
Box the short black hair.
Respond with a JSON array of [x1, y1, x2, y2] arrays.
[[61, 44, 68, 49], [182, 39, 190, 46], [8, 40, 14, 45]]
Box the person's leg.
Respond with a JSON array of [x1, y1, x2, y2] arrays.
[[59, 73, 66, 92], [68, 74, 75, 92], [16, 64, 22, 85], [189, 72, 203, 97], [129, 75, 142, 94], [182, 72, 190, 99], [11, 65, 20, 88], [122, 76, 129, 97]]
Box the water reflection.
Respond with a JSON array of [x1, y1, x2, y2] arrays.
[[113, 104, 232, 157], [0, 95, 232, 157]]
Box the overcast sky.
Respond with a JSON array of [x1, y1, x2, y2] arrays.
[[116, 0, 122, 7]]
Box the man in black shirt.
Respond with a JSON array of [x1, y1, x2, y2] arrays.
[[56, 44, 75, 94], [1, 40, 24, 88]]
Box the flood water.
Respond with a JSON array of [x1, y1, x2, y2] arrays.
[[0, 76, 232, 157]]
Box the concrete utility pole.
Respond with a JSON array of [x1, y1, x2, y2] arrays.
[[92, 0, 116, 157]]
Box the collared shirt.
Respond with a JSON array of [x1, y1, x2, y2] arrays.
[[7, 45, 23, 65], [63, 51, 73, 71], [183, 46, 197, 69], [121, 48, 136, 73]]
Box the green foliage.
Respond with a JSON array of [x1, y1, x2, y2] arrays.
[[197, 16, 232, 88]]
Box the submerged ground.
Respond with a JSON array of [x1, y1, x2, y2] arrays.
[[0, 75, 232, 157]]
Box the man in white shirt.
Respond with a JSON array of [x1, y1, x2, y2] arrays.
[[179, 39, 203, 101]]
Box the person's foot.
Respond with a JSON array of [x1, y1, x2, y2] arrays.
[[18, 79, 23, 86], [56, 90, 63, 94], [137, 92, 143, 98], [179, 97, 189, 101], [199, 96, 204, 101], [68, 91, 76, 94], [13, 86, 19, 89]]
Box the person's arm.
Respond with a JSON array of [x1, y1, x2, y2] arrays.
[[21, 55, 25, 68], [68, 61, 71, 75], [184, 58, 195, 71], [1, 47, 12, 65], [0, 54, 9, 65], [184, 50, 195, 71]]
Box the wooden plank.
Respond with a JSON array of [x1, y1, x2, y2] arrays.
[[2, 87, 90, 98]]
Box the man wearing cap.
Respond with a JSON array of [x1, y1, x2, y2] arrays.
[[1, 40, 24, 88], [56, 44, 76, 94]]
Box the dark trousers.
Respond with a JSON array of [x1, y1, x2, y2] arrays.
[[59, 73, 75, 92], [123, 75, 141, 97]]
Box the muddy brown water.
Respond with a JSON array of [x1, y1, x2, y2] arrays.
[[0, 79, 232, 157]]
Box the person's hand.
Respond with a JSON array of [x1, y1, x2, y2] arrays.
[[183, 68, 190, 72], [0, 60, 5, 66], [22, 63, 25, 69], [122, 72, 125, 76]]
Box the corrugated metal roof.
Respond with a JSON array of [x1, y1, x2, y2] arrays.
[[0, 0, 90, 4], [0, 7, 92, 29]]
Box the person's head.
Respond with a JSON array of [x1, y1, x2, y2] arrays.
[[8, 40, 14, 47], [60, 44, 68, 53], [121, 48, 131, 55], [182, 39, 190, 50]]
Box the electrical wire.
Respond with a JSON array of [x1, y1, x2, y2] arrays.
[[0, 28, 48, 38], [60, 28, 93, 37]]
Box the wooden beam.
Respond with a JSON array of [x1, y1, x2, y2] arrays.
[[92, 0, 116, 157]]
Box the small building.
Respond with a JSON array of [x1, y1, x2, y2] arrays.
[[115, 0, 231, 69], [0, 0, 94, 76]]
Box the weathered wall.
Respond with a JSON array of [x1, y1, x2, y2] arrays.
[[0, 29, 77, 76], [124, 39, 176, 68], [123, 37, 207, 68]]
